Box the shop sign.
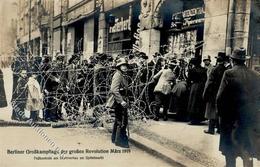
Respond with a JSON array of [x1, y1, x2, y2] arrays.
[[171, 7, 205, 29], [109, 16, 131, 33]]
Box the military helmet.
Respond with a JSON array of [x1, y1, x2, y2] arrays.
[[116, 57, 128, 67]]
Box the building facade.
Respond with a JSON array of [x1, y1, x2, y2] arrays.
[[16, 0, 260, 69], [17, 0, 53, 57]]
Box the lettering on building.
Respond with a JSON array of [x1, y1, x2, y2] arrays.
[[133, 22, 141, 52], [109, 17, 131, 33], [171, 7, 205, 29]]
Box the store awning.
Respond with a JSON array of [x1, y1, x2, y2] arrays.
[[62, 11, 96, 26]]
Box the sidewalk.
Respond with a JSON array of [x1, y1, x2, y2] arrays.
[[130, 120, 260, 167]]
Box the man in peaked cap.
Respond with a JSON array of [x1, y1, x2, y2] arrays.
[[217, 47, 260, 167]]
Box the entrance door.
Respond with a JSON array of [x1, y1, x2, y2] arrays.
[[74, 21, 84, 54]]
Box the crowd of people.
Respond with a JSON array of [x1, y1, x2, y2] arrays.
[[106, 47, 260, 167], [0, 47, 259, 166]]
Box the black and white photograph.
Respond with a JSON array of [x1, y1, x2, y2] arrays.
[[0, 0, 260, 166]]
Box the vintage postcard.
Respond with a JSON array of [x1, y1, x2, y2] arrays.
[[0, 0, 259, 167]]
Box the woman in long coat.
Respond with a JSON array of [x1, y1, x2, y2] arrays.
[[187, 57, 207, 125], [106, 57, 129, 148], [170, 58, 189, 121], [0, 68, 7, 108]]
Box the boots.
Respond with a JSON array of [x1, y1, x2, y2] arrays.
[[204, 119, 215, 135]]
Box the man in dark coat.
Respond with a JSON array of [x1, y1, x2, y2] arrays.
[[41, 56, 59, 122], [65, 54, 81, 119], [203, 52, 228, 134], [12, 69, 28, 121], [53, 54, 67, 120], [187, 57, 207, 125], [11, 55, 27, 120], [217, 48, 260, 167], [140, 53, 163, 116]]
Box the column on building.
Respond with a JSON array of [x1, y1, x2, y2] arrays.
[[66, 26, 75, 59], [97, 5, 107, 53], [83, 18, 95, 59], [203, 0, 230, 61], [139, 0, 161, 59], [232, 0, 251, 50]]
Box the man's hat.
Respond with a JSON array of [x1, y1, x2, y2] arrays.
[[168, 59, 177, 66], [56, 53, 65, 61], [203, 55, 211, 62], [230, 47, 249, 60], [190, 57, 201, 65], [68, 54, 80, 64], [98, 53, 108, 61], [139, 52, 148, 60], [215, 52, 228, 62], [153, 52, 161, 57], [116, 57, 128, 67]]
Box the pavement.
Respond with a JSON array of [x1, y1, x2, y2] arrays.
[[129, 120, 260, 167], [0, 127, 174, 167]]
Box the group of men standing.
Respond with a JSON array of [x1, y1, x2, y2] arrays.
[[10, 52, 96, 122], [106, 48, 260, 167]]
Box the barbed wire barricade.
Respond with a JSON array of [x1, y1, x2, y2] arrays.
[[10, 49, 167, 128]]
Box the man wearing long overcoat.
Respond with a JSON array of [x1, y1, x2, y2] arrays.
[[217, 48, 260, 167], [203, 52, 227, 134]]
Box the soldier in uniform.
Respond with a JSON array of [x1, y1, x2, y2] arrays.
[[106, 57, 129, 148]]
